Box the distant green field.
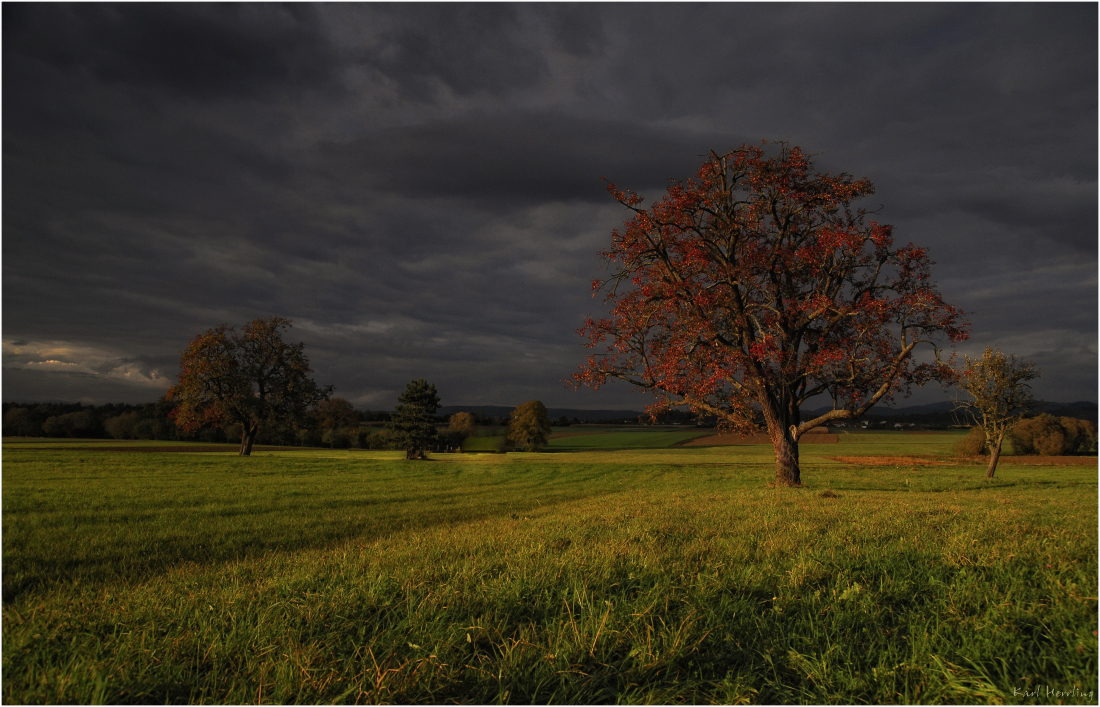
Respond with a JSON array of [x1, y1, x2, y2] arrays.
[[2, 435, 1096, 704], [459, 435, 508, 452]]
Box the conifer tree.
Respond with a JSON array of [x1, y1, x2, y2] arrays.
[[387, 379, 441, 459]]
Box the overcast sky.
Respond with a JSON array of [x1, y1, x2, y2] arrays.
[[3, 3, 1096, 411]]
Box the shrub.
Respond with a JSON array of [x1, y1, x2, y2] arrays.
[[104, 412, 140, 439], [132, 419, 158, 440], [1010, 414, 1067, 456], [41, 411, 96, 438], [439, 429, 467, 452], [41, 415, 65, 438], [953, 427, 987, 457], [358, 429, 392, 450], [1060, 417, 1096, 454], [321, 428, 354, 449], [3, 407, 38, 437], [296, 428, 323, 448]]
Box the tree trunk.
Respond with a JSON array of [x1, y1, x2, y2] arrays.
[[770, 427, 802, 486], [761, 397, 801, 486], [985, 430, 1004, 479], [239, 421, 258, 456]]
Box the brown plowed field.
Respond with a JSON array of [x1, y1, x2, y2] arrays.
[[683, 433, 839, 446]]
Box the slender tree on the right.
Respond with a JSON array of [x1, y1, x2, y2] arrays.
[[954, 346, 1040, 479]]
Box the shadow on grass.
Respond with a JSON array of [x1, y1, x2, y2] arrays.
[[2, 482, 629, 605]]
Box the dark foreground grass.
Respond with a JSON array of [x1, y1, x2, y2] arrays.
[[2, 439, 1097, 704]]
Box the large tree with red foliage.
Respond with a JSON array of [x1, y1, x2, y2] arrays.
[[167, 317, 332, 456], [575, 143, 968, 486]]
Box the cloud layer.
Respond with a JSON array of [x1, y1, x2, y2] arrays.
[[3, 4, 1096, 408]]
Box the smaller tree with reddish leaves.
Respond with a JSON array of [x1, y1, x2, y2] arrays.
[[575, 142, 968, 486], [167, 317, 332, 456]]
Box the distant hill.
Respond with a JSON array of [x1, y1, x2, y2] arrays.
[[1035, 400, 1099, 423]]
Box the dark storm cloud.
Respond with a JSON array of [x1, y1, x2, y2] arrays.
[[317, 113, 745, 202], [3, 3, 340, 99], [949, 177, 1096, 253], [3, 3, 1095, 408], [333, 3, 611, 102], [356, 4, 551, 99]]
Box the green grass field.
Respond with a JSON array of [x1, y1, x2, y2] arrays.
[[3, 434, 1097, 704]]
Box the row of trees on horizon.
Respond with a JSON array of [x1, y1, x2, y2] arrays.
[[0, 395, 560, 452]]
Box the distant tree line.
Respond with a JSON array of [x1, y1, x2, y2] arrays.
[[0, 390, 557, 455], [7, 394, 1096, 453], [3, 399, 186, 441], [0, 398, 397, 447]]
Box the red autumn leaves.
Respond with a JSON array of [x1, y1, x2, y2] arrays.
[[575, 142, 968, 484]]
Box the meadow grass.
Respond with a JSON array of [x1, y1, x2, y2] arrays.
[[2, 435, 1096, 704]]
